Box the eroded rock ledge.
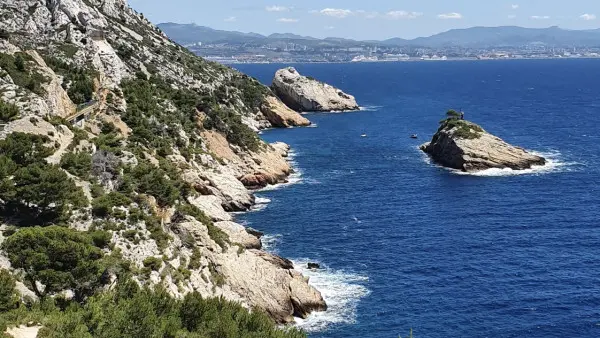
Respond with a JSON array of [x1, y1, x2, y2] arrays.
[[421, 117, 546, 172], [272, 67, 359, 112]]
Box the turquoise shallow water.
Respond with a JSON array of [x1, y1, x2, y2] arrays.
[[234, 60, 600, 338]]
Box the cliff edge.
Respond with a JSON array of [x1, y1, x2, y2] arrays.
[[0, 0, 324, 329]]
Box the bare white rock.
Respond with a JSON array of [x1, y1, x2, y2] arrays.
[[272, 67, 359, 112]]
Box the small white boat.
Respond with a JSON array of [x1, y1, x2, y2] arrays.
[[410, 134, 418, 139], [361, 134, 368, 137]]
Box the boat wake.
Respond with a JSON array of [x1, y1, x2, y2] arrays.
[[292, 258, 370, 333], [359, 105, 382, 112]]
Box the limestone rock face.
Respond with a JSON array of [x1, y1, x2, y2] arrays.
[[260, 96, 311, 128], [272, 67, 359, 112], [214, 221, 261, 249], [421, 120, 546, 172], [0, 0, 327, 325], [169, 218, 326, 324]]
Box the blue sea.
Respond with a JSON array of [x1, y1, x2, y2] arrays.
[[234, 60, 600, 338]]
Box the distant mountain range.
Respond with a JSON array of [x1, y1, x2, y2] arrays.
[[158, 23, 600, 48]]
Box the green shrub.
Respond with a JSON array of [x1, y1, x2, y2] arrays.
[[0, 53, 47, 96], [0, 269, 18, 312], [91, 192, 132, 218], [89, 230, 112, 249], [30, 280, 306, 338], [438, 116, 484, 140], [142, 257, 162, 272], [0, 163, 86, 225], [0, 132, 53, 166], [123, 161, 181, 207], [188, 248, 202, 270], [122, 229, 137, 242], [1, 226, 104, 300], [60, 151, 92, 179], [0, 100, 19, 123]]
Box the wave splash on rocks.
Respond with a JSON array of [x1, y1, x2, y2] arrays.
[[453, 151, 579, 177], [420, 148, 579, 177], [292, 259, 370, 333]]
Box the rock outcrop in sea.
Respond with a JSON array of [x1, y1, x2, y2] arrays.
[[420, 114, 546, 172], [272, 67, 359, 112]]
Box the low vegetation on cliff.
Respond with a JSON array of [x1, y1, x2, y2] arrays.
[[0, 0, 324, 334], [0, 275, 305, 338]]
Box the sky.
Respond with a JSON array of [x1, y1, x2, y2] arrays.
[[128, 0, 600, 40]]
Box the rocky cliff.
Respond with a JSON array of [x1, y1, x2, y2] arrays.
[[272, 67, 359, 112], [0, 0, 324, 327], [421, 118, 546, 172]]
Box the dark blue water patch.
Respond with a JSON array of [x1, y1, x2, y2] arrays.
[[234, 60, 600, 338]]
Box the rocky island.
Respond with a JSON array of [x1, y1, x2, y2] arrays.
[[272, 67, 359, 112], [421, 111, 546, 172]]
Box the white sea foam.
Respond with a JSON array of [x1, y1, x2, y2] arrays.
[[261, 238, 369, 332], [453, 150, 579, 177], [261, 234, 283, 252], [258, 154, 304, 192], [292, 258, 370, 332], [420, 148, 579, 177], [250, 196, 272, 212]]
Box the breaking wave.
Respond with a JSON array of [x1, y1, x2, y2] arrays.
[[261, 237, 370, 333], [420, 148, 580, 177], [250, 196, 272, 212], [453, 151, 580, 177], [292, 259, 370, 333]]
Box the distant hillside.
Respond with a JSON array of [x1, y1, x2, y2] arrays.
[[159, 23, 600, 48], [409, 26, 600, 47], [157, 22, 267, 44]]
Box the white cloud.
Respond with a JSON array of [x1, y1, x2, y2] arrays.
[[437, 12, 463, 19], [511, 4, 519, 10], [508, 15, 517, 19], [324, 26, 335, 30], [266, 6, 289, 12], [277, 18, 299, 23], [386, 11, 423, 20], [318, 8, 354, 18], [224, 16, 237, 22], [531, 15, 550, 20], [580, 13, 597, 21]]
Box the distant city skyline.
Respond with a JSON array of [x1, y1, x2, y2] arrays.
[[129, 0, 600, 40]]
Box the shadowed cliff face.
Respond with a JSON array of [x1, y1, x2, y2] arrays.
[[0, 0, 325, 324], [421, 118, 546, 172]]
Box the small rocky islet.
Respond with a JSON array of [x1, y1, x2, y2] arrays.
[[420, 110, 547, 172], [271, 67, 360, 112]]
